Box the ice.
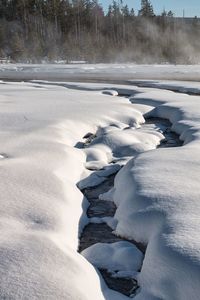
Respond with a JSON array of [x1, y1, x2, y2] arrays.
[[78, 164, 121, 189], [2, 63, 200, 81], [90, 217, 118, 230], [129, 79, 200, 95]]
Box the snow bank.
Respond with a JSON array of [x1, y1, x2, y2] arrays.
[[1, 76, 200, 300], [0, 81, 146, 300], [130, 79, 200, 95], [110, 87, 200, 300]]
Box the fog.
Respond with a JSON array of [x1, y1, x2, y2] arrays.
[[0, 1, 200, 64], [111, 18, 200, 64]]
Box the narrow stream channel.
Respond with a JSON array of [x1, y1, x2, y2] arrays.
[[78, 117, 182, 298]]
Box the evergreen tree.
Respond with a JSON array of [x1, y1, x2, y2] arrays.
[[161, 9, 167, 17], [138, 0, 154, 17], [0, 0, 198, 63], [121, 5, 129, 18], [167, 10, 174, 17]]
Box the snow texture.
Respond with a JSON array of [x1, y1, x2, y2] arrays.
[[110, 86, 200, 300], [81, 241, 143, 272], [0, 69, 200, 300], [0, 80, 143, 300]]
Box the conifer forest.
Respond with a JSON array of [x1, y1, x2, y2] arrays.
[[0, 0, 200, 63]]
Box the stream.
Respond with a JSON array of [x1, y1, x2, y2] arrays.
[[78, 118, 182, 298]]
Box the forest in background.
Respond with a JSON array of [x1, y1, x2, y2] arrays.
[[0, 0, 200, 63]]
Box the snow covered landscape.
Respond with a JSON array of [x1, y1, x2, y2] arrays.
[[0, 64, 200, 300]]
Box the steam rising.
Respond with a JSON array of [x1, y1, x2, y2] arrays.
[[0, 1, 200, 64]]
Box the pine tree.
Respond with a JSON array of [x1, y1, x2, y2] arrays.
[[121, 5, 129, 18], [138, 0, 154, 17], [161, 9, 167, 17], [167, 10, 174, 18]]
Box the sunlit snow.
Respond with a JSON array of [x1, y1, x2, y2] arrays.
[[0, 65, 200, 300]]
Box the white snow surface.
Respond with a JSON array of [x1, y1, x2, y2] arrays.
[[0, 74, 200, 300], [110, 87, 200, 300], [81, 241, 143, 272], [0, 80, 145, 300]]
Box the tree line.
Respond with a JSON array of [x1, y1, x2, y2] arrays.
[[0, 0, 200, 63]]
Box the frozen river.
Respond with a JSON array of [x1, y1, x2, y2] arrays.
[[0, 65, 200, 300]]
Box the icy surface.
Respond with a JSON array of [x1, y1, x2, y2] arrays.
[[2, 63, 200, 81]]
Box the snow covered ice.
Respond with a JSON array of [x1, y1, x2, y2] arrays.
[[2, 63, 200, 81], [0, 66, 200, 299]]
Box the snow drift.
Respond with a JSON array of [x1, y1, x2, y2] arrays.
[[0, 77, 200, 300], [109, 88, 200, 300]]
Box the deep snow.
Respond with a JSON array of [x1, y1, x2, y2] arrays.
[[0, 81, 143, 300], [0, 72, 200, 300]]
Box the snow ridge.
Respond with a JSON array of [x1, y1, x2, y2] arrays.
[[0, 79, 200, 300]]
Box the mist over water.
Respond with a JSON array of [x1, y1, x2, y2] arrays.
[[0, 0, 200, 64], [111, 18, 200, 64]]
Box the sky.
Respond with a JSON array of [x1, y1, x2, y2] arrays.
[[101, 0, 200, 17]]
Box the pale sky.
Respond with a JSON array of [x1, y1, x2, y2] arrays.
[[100, 0, 200, 17]]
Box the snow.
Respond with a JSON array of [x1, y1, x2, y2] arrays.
[[102, 90, 119, 96], [78, 164, 121, 189], [129, 79, 200, 95], [2, 63, 200, 81], [90, 217, 118, 230], [0, 69, 200, 299], [109, 87, 200, 300], [0, 80, 145, 300], [81, 241, 143, 273]]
